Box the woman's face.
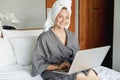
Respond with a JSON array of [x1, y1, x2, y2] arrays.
[[54, 8, 70, 29]]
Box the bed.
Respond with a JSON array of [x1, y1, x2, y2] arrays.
[[0, 65, 42, 80], [94, 66, 120, 80], [0, 65, 120, 80], [0, 29, 120, 80]]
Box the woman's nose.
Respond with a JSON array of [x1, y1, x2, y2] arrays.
[[62, 18, 66, 23]]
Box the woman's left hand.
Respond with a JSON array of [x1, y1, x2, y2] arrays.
[[59, 62, 71, 69]]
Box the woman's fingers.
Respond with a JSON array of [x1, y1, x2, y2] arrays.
[[60, 62, 71, 69], [63, 62, 70, 68], [56, 62, 71, 70]]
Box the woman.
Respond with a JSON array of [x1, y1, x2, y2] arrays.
[[31, 0, 99, 80]]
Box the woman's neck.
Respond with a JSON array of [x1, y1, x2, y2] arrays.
[[52, 26, 67, 45], [52, 26, 65, 33]]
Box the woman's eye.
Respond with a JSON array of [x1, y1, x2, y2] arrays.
[[66, 16, 69, 19], [66, 17, 68, 20], [58, 15, 62, 18]]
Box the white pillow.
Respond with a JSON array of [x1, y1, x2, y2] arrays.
[[10, 37, 38, 66], [2, 29, 43, 66], [0, 38, 16, 68]]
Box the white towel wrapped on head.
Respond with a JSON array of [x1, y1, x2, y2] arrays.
[[44, 0, 72, 31]]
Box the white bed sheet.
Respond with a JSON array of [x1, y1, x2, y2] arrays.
[[0, 65, 120, 80], [94, 66, 120, 80], [0, 65, 43, 80]]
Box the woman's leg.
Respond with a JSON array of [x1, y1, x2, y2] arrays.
[[75, 70, 100, 80], [75, 73, 88, 80], [87, 70, 100, 80]]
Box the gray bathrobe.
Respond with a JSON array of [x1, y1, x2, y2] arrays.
[[31, 28, 80, 80]]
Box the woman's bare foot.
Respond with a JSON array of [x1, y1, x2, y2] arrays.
[[87, 70, 100, 80], [76, 73, 89, 80]]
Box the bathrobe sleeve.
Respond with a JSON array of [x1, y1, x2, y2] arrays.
[[32, 35, 50, 76]]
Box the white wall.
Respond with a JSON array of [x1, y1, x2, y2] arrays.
[[0, 0, 46, 29], [113, 0, 120, 72]]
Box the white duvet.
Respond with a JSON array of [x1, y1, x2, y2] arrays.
[[0, 65, 120, 80], [0, 65, 43, 80], [94, 66, 120, 80]]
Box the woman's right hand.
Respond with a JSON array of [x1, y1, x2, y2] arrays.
[[46, 62, 70, 70], [59, 62, 71, 69]]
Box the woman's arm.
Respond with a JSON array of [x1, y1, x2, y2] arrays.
[[46, 64, 58, 70]]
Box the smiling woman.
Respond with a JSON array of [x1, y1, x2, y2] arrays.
[[46, 0, 76, 32], [0, 0, 46, 29]]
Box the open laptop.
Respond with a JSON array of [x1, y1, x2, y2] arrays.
[[53, 45, 110, 75]]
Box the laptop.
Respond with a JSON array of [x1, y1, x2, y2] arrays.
[[53, 45, 110, 75]]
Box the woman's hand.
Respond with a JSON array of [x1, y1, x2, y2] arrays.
[[58, 62, 71, 69], [46, 62, 70, 70]]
